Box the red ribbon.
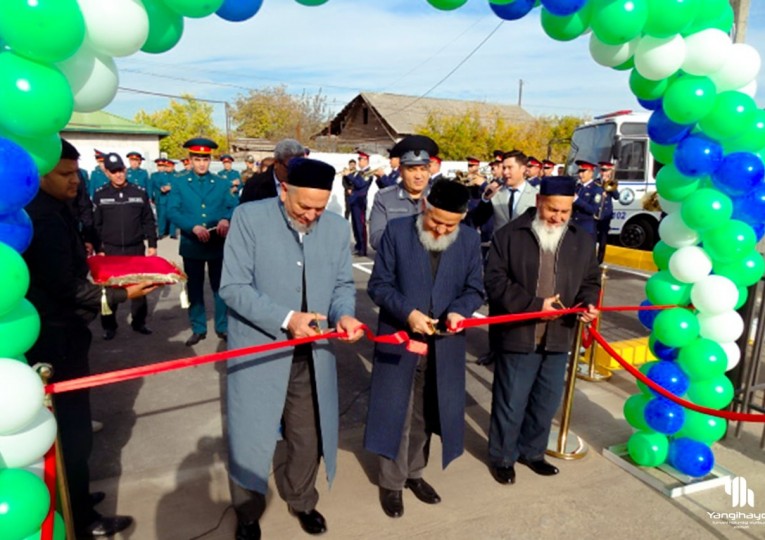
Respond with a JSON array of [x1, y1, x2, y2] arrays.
[[41, 443, 57, 540]]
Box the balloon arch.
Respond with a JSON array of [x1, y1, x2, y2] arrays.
[[0, 0, 762, 537]]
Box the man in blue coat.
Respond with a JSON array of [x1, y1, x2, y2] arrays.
[[220, 157, 364, 540], [126, 151, 150, 191], [366, 180, 484, 518], [347, 150, 373, 256], [167, 137, 237, 347], [572, 159, 605, 242]]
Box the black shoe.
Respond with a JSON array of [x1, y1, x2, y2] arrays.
[[235, 519, 262, 540], [86, 515, 133, 536], [379, 487, 403, 518], [216, 331, 228, 341], [518, 457, 559, 476], [185, 333, 207, 346], [476, 352, 495, 366], [291, 508, 327, 535], [102, 329, 116, 341], [490, 465, 516, 485], [89, 491, 106, 506], [132, 325, 152, 335], [405, 478, 441, 504]]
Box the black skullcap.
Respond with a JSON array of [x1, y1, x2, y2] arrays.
[[60, 138, 80, 160], [390, 135, 439, 166], [104, 153, 126, 173], [427, 180, 470, 213], [286, 157, 335, 190], [540, 176, 577, 196]]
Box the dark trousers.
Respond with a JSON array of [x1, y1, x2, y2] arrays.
[[349, 203, 367, 255], [231, 356, 321, 524], [100, 243, 147, 330], [597, 221, 610, 264], [379, 355, 432, 490], [488, 351, 568, 466], [183, 257, 226, 335]]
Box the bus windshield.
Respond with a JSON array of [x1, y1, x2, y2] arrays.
[[565, 123, 617, 175]]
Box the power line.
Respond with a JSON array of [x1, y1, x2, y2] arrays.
[[117, 86, 228, 104]]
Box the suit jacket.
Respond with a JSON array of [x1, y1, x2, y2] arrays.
[[468, 181, 539, 230], [219, 197, 356, 494], [365, 217, 484, 468], [238, 165, 278, 203]]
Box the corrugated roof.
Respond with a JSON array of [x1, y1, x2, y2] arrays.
[[63, 111, 168, 137]]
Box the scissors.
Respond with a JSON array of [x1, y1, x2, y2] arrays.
[[550, 294, 582, 311], [308, 312, 324, 335]]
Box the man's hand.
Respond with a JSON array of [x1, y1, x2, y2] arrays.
[[580, 304, 600, 324], [84, 242, 95, 257], [446, 312, 465, 333], [541, 294, 564, 320], [161, 185, 171, 193], [147, 248, 157, 256], [407, 309, 439, 335], [288, 311, 327, 339], [125, 281, 159, 299], [482, 181, 501, 200], [97, 251, 106, 257], [216, 219, 230, 238], [192, 225, 210, 242], [337, 315, 364, 343]]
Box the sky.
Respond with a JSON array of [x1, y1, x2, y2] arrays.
[[107, 0, 765, 131]]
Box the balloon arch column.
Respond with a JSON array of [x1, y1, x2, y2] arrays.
[[0, 0, 762, 537]]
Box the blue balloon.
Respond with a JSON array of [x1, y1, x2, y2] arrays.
[[667, 438, 714, 477], [711, 152, 765, 198], [490, 0, 535, 20], [638, 98, 662, 111], [638, 299, 659, 330], [0, 137, 39, 214], [216, 0, 262, 21], [731, 188, 765, 226], [648, 109, 693, 145], [675, 134, 723, 177], [650, 337, 679, 361], [541, 0, 587, 16], [0, 209, 33, 253], [647, 361, 690, 396], [644, 397, 685, 434]]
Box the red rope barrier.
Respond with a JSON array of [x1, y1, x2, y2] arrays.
[[41, 444, 56, 540]]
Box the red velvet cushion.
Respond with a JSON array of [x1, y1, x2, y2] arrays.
[[88, 255, 186, 286]]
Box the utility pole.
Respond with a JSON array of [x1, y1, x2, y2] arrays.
[[731, 0, 750, 43], [518, 79, 524, 108]]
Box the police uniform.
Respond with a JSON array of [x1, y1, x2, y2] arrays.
[[572, 160, 604, 242], [348, 151, 373, 256], [89, 150, 109, 198], [218, 154, 242, 196], [377, 168, 399, 189], [526, 156, 543, 187], [126, 151, 150, 192], [595, 161, 616, 264], [94, 153, 157, 335], [167, 138, 237, 346]]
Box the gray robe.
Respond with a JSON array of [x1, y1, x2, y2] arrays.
[[219, 197, 355, 494]]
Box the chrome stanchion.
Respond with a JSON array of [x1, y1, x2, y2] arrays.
[[577, 264, 613, 382]]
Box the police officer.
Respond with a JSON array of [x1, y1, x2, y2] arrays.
[[94, 153, 158, 339], [218, 154, 242, 196], [126, 151, 150, 191], [429, 155, 445, 183], [572, 160, 604, 243], [89, 149, 109, 198], [168, 137, 237, 347], [347, 150, 373, 256], [595, 161, 617, 263], [526, 156, 543, 187], [368, 135, 438, 251], [377, 152, 400, 189]]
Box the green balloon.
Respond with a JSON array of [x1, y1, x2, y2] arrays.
[[654, 164, 699, 202], [0, 242, 30, 316], [699, 91, 757, 142], [680, 188, 732, 232], [629, 69, 669, 101], [612, 57, 635, 71], [294, 0, 330, 5], [677, 338, 728, 381], [591, 0, 648, 45], [540, 3, 592, 42], [653, 241, 677, 271], [676, 409, 727, 444], [624, 393, 652, 430], [686, 375, 734, 409], [162, 0, 224, 18], [663, 75, 717, 126], [427, 0, 468, 9], [703, 220, 756, 263], [713, 250, 765, 287], [141, 0, 185, 54], [0, 469, 50, 539], [627, 430, 669, 467], [0, 298, 41, 358], [646, 271, 692, 306], [644, 0, 698, 37], [636, 360, 658, 395], [652, 308, 699, 348], [723, 110, 765, 154], [0, 127, 60, 176], [0, 0, 85, 64], [735, 284, 748, 310], [683, 0, 733, 35], [0, 52, 74, 139], [650, 141, 676, 165], [22, 511, 66, 540]]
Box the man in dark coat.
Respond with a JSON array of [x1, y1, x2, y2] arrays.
[[347, 150, 373, 256], [238, 139, 305, 203], [366, 180, 484, 518], [484, 176, 600, 485], [572, 159, 605, 242], [24, 139, 156, 538]]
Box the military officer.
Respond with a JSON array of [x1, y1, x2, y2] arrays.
[[151, 158, 176, 239], [218, 154, 242, 196], [347, 150, 373, 256], [89, 149, 109, 198], [595, 161, 617, 263], [241, 154, 257, 185], [526, 156, 543, 187], [167, 138, 237, 347], [126, 151, 150, 192], [542, 159, 556, 177], [572, 160, 604, 242], [93, 153, 158, 339], [377, 153, 400, 189], [429, 155, 444, 183]]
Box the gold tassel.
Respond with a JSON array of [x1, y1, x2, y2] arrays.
[[101, 288, 113, 316], [180, 284, 190, 309]]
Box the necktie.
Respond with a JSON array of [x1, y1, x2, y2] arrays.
[[508, 188, 518, 218]]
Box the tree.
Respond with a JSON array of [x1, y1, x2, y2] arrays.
[[134, 94, 227, 158], [230, 85, 329, 143]]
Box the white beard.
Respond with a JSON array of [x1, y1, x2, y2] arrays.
[[531, 215, 567, 253], [286, 215, 316, 235], [416, 214, 459, 252]]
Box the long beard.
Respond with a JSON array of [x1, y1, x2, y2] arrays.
[[286, 215, 316, 235], [531, 215, 567, 253], [416, 214, 459, 252]]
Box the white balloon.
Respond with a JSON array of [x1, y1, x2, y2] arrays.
[[682, 29, 731, 76], [0, 359, 44, 435], [709, 43, 762, 92], [635, 34, 686, 81], [657, 194, 681, 214], [57, 44, 119, 113], [0, 407, 57, 468], [23, 458, 45, 480], [78, 0, 149, 57], [697, 311, 745, 343], [658, 213, 699, 248], [669, 246, 712, 284], [589, 34, 638, 68], [735, 79, 758, 99], [690, 274, 739, 314], [719, 341, 741, 371]]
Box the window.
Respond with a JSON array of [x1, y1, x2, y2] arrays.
[[363, 107, 369, 125], [616, 139, 647, 181]]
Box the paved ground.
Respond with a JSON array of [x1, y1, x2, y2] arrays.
[[79, 237, 765, 540]]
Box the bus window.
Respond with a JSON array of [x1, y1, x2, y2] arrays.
[[621, 122, 648, 136], [616, 139, 646, 181], [566, 123, 617, 174]]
